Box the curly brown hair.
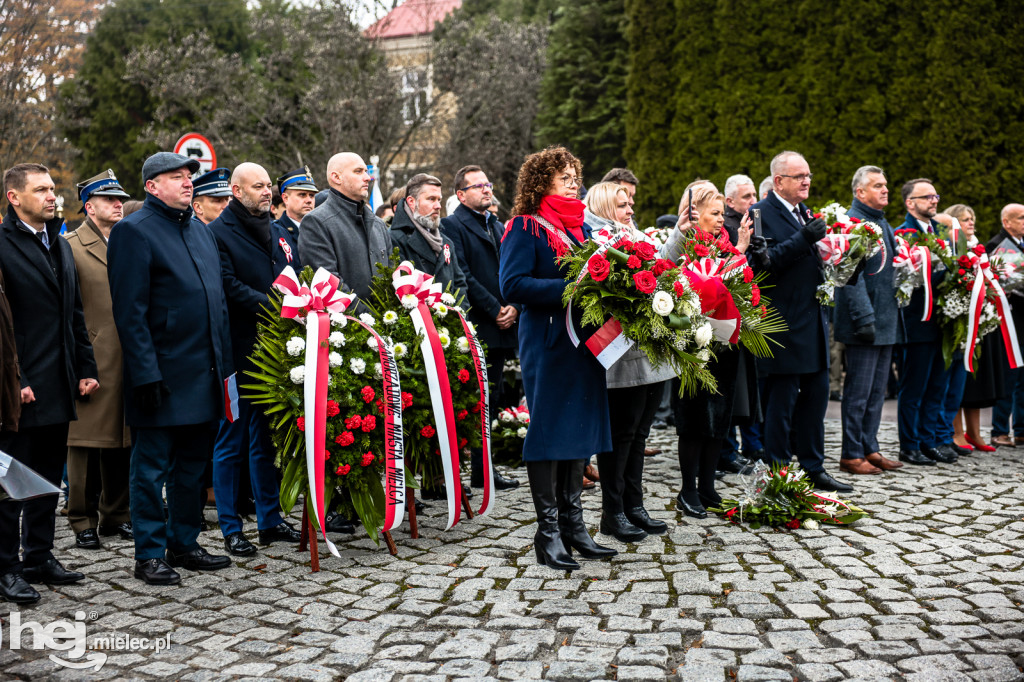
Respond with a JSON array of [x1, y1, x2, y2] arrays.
[[511, 146, 583, 217]]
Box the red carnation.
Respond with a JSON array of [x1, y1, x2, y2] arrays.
[[361, 386, 375, 403], [786, 519, 801, 529], [471, 400, 484, 413], [725, 508, 737, 518], [458, 369, 471, 384], [652, 258, 676, 276], [420, 424, 436, 438], [296, 417, 305, 432], [973, 243, 986, 256], [694, 244, 710, 257], [335, 431, 355, 446], [336, 464, 351, 476], [361, 415, 376, 432], [938, 239, 947, 248], [696, 230, 713, 242], [849, 216, 861, 223], [375, 399, 385, 413], [344, 415, 362, 430], [760, 304, 767, 318], [360, 452, 374, 467], [627, 255, 642, 269], [958, 268, 966, 276], [325, 400, 340, 417], [457, 409, 468, 421], [673, 281, 685, 298], [459, 437, 468, 448], [634, 241, 657, 261], [743, 267, 754, 283], [401, 392, 414, 409], [633, 270, 657, 294], [813, 213, 822, 219], [751, 283, 762, 307], [587, 254, 611, 282]]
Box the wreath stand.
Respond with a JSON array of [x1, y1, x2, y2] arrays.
[[403, 483, 474, 540]]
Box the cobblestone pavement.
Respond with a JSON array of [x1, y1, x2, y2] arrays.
[[3, 419, 1024, 681]]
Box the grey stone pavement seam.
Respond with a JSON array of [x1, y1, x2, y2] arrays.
[[2, 417, 1024, 681]]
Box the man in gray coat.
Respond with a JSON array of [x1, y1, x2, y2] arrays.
[[835, 165, 902, 475], [298, 152, 391, 305]]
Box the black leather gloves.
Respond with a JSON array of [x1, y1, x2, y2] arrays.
[[135, 381, 169, 412], [801, 217, 827, 243], [748, 236, 770, 269], [853, 323, 876, 345]]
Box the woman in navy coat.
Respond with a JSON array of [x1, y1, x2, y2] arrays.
[[499, 146, 614, 571]]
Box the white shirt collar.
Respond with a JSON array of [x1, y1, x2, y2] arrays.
[[19, 219, 45, 236], [774, 193, 799, 215], [917, 218, 931, 231]]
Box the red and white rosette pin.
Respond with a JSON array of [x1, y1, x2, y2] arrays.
[[279, 238, 293, 263]]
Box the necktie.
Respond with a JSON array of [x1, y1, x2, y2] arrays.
[[36, 229, 50, 250], [792, 208, 804, 226], [485, 214, 499, 248]]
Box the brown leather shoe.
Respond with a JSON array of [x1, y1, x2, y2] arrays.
[[866, 452, 903, 470], [644, 447, 662, 456], [582, 476, 596, 490], [839, 458, 882, 475], [992, 434, 1016, 448], [584, 464, 600, 482]]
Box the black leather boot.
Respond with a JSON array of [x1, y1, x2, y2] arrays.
[[527, 460, 579, 571], [558, 459, 617, 558]]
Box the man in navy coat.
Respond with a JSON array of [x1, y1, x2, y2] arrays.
[[210, 162, 302, 556], [108, 152, 234, 586], [747, 151, 852, 492]]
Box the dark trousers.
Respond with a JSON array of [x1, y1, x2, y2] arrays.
[[130, 424, 213, 560], [763, 371, 828, 474], [897, 342, 949, 450], [212, 400, 283, 536], [938, 352, 967, 444], [597, 382, 661, 515], [0, 423, 69, 573], [473, 346, 516, 474], [840, 344, 892, 460], [67, 445, 131, 533]]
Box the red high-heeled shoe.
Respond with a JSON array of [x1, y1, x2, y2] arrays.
[[965, 433, 996, 452]]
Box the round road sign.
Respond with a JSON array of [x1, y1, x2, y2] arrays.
[[173, 133, 217, 176]]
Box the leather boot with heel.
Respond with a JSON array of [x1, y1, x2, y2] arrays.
[[527, 460, 580, 571], [559, 459, 617, 557]]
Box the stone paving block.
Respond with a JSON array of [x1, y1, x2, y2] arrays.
[[617, 665, 667, 681], [741, 649, 790, 667], [898, 654, 971, 673], [765, 630, 822, 652], [674, 664, 726, 682], [836, 659, 901, 677], [684, 648, 737, 666], [794, 663, 844, 681], [856, 640, 919, 661], [702, 632, 763, 651], [497, 660, 544, 680], [785, 603, 829, 619], [903, 673, 974, 682], [735, 665, 792, 681], [344, 670, 395, 682], [544, 660, 607, 681], [435, 658, 492, 677]]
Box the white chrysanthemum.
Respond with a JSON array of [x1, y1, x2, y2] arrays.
[[433, 303, 448, 317], [367, 336, 379, 351], [359, 313, 375, 327], [652, 291, 674, 316], [374, 363, 382, 378], [329, 331, 346, 348], [695, 323, 714, 347], [499, 411, 515, 423], [393, 342, 408, 359], [329, 312, 347, 328], [350, 358, 366, 374], [516, 426, 528, 438], [491, 419, 500, 429], [286, 336, 305, 356], [441, 293, 456, 305], [697, 349, 711, 362], [516, 411, 529, 423], [329, 352, 343, 368], [457, 336, 471, 353], [289, 366, 305, 384], [802, 519, 820, 530], [438, 332, 451, 348], [401, 294, 418, 310], [382, 310, 399, 325]]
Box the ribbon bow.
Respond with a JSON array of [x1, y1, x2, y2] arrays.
[[893, 239, 935, 321], [392, 261, 444, 310], [274, 266, 356, 318], [815, 234, 852, 267], [964, 252, 1023, 372]]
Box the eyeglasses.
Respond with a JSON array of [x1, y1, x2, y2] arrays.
[[459, 182, 493, 192], [559, 175, 580, 188], [779, 173, 813, 181], [909, 194, 940, 202]]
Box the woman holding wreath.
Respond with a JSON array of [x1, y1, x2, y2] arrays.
[[498, 147, 616, 571]]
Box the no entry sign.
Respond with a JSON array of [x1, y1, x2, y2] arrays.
[[174, 133, 217, 175]]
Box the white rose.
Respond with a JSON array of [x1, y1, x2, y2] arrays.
[[350, 358, 366, 374], [491, 419, 500, 429], [516, 427, 528, 438], [383, 311, 399, 325], [393, 342, 408, 359], [516, 411, 529, 423], [456, 337, 471, 354], [695, 323, 713, 347], [802, 519, 820, 530], [441, 293, 456, 305], [438, 332, 451, 348], [499, 411, 515, 423], [289, 366, 305, 384], [401, 294, 419, 310], [286, 337, 305, 357], [434, 303, 448, 317], [329, 312, 347, 328], [652, 291, 674, 317], [367, 336, 379, 351], [329, 331, 346, 348], [359, 313, 376, 327], [329, 352, 343, 368]]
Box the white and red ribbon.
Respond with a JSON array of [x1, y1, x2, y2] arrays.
[[454, 311, 494, 517], [815, 234, 852, 267], [565, 235, 635, 365], [963, 253, 1023, 372], [893, 240, 934, 321]]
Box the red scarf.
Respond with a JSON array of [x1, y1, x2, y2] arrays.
[[538, 194, 585, 243]]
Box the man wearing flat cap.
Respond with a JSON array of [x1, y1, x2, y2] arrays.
[[275, 166, 318, 239], [64, 170, 134, 552], [191, 168, 232, 227], [108, 151, 234, 586]]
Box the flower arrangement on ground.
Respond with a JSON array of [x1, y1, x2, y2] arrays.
[[490, 405, 529, 460], [813, 202, 886, 305], [708, 461, 868, 529]]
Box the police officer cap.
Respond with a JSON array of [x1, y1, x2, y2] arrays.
[[142, 151, 201, 184], [193, 168, 232, 198], [278, 166, 318, 193], [77, 169, 130, 206]]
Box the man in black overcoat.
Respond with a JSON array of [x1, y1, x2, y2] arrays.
[[0, 163, 99, 603]]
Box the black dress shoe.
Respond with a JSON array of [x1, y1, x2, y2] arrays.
[[258, 522, 301, 545], [676, 491, 707, 519], [717, 456, 750, 475], [829, 390, 842, 402], [625, 506, 668, 534], [75, 528, 102, 550], [921, 445, 956, 464], [807, 471, 854, 493], [98, 521, 134, 540], [936, 444, 961, 461], [134, 558, 180, 585], [0, 572, 41, 603], [947, 442, 971, 457], [599, 512, 647, 542], [493, 469, 520, 490], [325, 511, 356, 534], [414, 498, 426, 514], [224, 532, 257, 556], [899, 448, 935, 465], [745, 448, 768, 463], [462, 483, 473, 499], [166, 547, 231, 571], [698, 490, 723, 509], [24, 558, 85, 585]]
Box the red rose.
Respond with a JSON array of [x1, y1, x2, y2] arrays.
[[673, 281, 685, 298], [786, 519, 801, 529], [958, 255, 971, 267], [326, 400, 340, 417], [361, 415, 376, 432], [743, 267, 754, 283], [751, 283, 761, 307], [938, 239, 947, 248], [958, 268, 966, 276], [401, 392, 414, 409], [459, 437, 468, 448], [336, 464, 351, 476], [634, 241, 657, 261], [344, 415, 362, 430], [693, 244, 710, 257], [652, 258, 676, 276], [360, 452, 374, 466], [627, 255, 642, 269], [296, 417, 305, 432], [458, 369, 471, 384], [587, 254, 611, 281], [973, 243, 986, 256], [335, 431, 355, 446], [471, 400, 484, 413], [420, 424, 436, 438], [361, 386, 375, 403], [619, 239, 635, 253], [633, 270, 657, 294], [457, 409, 468, 421]]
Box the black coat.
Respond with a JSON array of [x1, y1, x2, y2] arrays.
[[211, 200, 301, 378], [723, 206, 742, 246], [748, 191, 828, 374], [0, 210, 96, 428], [274, 213, 300, 241], [899, 213, 944, 344], [441, 203, 520, 350], [390, 202, 468, 301], [108, 195, 233, 428]]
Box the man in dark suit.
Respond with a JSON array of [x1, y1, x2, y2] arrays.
[[986, 203, 1024, 447], [747, 151, 852, 492], [108, 152, 234, 586], [210, 162, 302, 556], [0, 163, 99, 603], [441, 165, 520, 490], [391, 173, 468, 294]]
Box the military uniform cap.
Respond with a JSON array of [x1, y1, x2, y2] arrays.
[[77, 169, 130, 211], [277, 166, 318, 193], [193, 168, 232, 197]]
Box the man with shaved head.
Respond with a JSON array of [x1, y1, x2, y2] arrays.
[[298, 152, 392, 305], [208, 162, 302, 557], [987, 203, 1024, 448]]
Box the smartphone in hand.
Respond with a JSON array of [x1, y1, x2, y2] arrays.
[[752, 208, 762, 239]]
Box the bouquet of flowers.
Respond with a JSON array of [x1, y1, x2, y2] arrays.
[[813, 202, 886, 305], [892, 229, 951, 309], [709, 461, 868, 529], [490, 405, 529, 459], [989, 239, 1024, 295]]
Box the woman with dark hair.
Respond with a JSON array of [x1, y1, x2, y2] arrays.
[[499, 146, 615, 571]]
